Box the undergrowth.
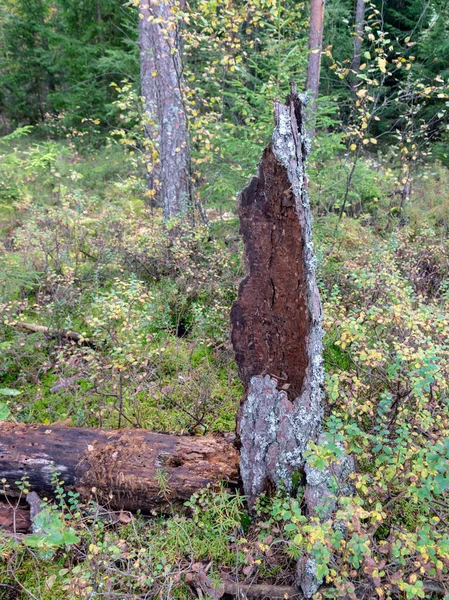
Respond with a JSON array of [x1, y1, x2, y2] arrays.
[[1, 134, 449, 599]]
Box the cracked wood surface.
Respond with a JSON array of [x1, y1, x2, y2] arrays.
[[230, 86, 324, 507], [0, 423, 239, 513]]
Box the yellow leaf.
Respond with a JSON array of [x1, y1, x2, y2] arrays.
[[350, 143, 357, 151], [363, 139, 369, 145], [370, 138, 377, 144], [377, 57, 387, 73]]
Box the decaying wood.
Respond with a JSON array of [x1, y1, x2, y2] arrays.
[[0, 423, 239, 513], [230, 86, 356, 598], [15, 322, 94, 346], [223, 580, 447, 598], [0, 502, 31, 533], [230, 85, 324, 508]]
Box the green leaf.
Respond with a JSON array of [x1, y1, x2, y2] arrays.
[[0, 388, 21, 396], [0, 402, 10, 421]]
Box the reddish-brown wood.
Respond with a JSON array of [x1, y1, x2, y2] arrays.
[[0, 503, 31, 533], [230, 144, 309, 401], [0, 423, 239, 513]]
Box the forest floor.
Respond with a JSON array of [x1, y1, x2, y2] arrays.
[[1, 135, 449, 599]]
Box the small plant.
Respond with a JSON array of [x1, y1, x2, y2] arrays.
[[25, 505, 80, 550]]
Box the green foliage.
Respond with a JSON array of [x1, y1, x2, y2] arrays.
[[25, 506, 80, 550], [1, 0, 449, 597], [0, 0, 138, 131]]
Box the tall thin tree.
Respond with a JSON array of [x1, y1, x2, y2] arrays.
[[139, 0, 191, 220], [351, 0, 366, 83], [306, 0, 325, 136]]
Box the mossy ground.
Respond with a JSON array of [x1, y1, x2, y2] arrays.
[[1, 136, 449, 598]]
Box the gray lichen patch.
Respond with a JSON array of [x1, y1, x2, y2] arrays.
[[239, 374, 324, 506], [304, 434, 355, 520], [297, 434, 355, 597]]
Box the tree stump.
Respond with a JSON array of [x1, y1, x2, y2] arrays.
[[231, 84, 324, 507], [230, 85, 345, 597]]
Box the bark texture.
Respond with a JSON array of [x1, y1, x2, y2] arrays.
[[230, 86, 324, 507], [351, 0, 366, 76], [306, 0, 326, 134], [0, 424, 239, 513], [139, 0, 191, 219]]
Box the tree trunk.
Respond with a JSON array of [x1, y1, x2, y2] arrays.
[[229, 85, 354, 598], [230, 84, 324, 508], [138, 0, 191, 219], [351, 0, 365, 79], [306, 0, 326, 135], [0, 423, 239, 513]]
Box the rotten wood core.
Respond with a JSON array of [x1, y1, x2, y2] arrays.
[[0, 502, 31, 533], [0, 423, 239, 514], [230, 85, 324, 510]]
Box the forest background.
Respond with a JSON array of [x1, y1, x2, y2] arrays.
[[1, 0, 449, 598]]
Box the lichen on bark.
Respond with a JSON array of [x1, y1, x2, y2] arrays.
[[231, 84, 324, 505], [231, 85, 354, 598]]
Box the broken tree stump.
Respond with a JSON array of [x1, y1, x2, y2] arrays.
[[230, 84, 324, 506], [231, 85, 355, 598], [0, 423, 239, 513]]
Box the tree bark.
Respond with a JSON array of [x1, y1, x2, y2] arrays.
[[229, 86, 356, 598], [230, 84, 324, 508], [138, 0, 191, 219], [0, 423, 239, 513], [306, 0, 326, 135], [351, 0, 366, 78]]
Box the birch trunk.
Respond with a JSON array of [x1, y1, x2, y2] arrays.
[[351, 0, 366, 77], [306, 0, 326, 135]]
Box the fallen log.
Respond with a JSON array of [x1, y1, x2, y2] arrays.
[[14, 322, 95, 346], [222, 581, 447, 598], [223, 583, 302, 598], [0, 502, 31, 533], [0, 423, 239, 513]]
